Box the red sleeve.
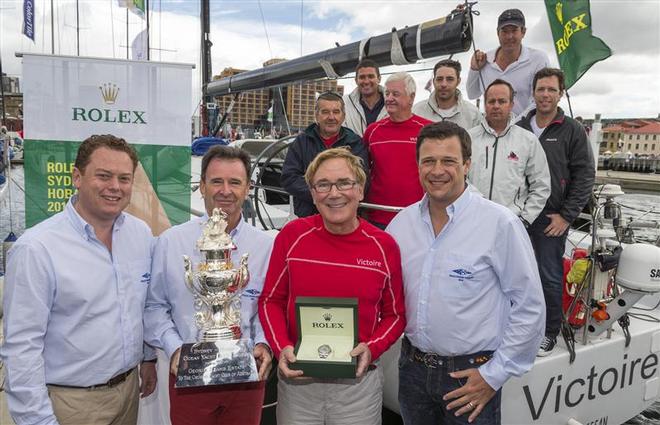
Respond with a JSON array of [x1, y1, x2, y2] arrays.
[[365, 236, 406, 361], [258, 228, 294, 359]]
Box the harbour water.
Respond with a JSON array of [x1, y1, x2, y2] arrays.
[[0, 165, 659, 424]]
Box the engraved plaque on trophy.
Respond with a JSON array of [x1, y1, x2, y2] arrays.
[[175, 208, 259, 388]]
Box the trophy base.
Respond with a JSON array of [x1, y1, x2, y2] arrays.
[[175, 339, 259, 388]]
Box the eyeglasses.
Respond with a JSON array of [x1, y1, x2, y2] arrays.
[[311, 180, 358, 193]]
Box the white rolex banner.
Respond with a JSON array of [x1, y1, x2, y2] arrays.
[[22, 54, 194, 234]]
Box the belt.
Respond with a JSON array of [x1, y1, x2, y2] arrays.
[[48, 368, 134, 390], [403, 337, 493, 370]]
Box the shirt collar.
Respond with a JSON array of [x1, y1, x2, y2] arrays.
[[489, 45, 530, 65], [418, 185, 472, 229], [65, 194, 126, 240]]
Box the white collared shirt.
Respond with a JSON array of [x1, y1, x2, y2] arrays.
[[1, 196, 154, 424], [386, 189, 545, 390], [466, 45, 550, 116]]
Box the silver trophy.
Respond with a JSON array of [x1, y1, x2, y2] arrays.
[[175, 208, 259, 387]]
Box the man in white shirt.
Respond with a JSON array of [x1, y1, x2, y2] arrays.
[[387, 121, 545, 425], [144, 145, 273, 425], [466, 8, 550, 116]]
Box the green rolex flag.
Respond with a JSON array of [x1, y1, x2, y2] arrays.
[[544, 0, 611, 89]]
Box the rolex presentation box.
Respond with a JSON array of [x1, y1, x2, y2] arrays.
[[291, 296, 358, 379]]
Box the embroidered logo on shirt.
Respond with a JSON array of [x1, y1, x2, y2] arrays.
[[357, 258, 383, 268], [140, 272, 151, 284], [449, 268, 474, 282], [242, 288, 261, 299], [507, 151, 519, 161]]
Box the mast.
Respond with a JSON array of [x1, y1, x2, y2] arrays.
[[76, 0, 80, 56], [200, 0, 213, 136], [50, 0, 54, 54], [126, 8, 129, 60]]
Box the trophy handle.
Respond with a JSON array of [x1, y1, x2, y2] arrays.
[[236, 253, 250, 291], [183, 255, 206, 296], [183, 255, 193, 291]]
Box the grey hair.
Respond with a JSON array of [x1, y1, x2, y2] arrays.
[[385, 72, 417, 96]]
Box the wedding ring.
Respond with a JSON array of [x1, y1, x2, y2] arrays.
[[318, 344, 332, 359], [467, 401, 475, 410]]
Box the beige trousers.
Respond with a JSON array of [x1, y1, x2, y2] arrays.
[[47, 368, 139, 425], [277, 367, 384, 425]]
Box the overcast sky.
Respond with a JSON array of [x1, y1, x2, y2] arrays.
[[1, 0, 659, 120]]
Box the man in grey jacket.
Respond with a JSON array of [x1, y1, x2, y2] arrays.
[[413, 59, 481, 130], [343, 59, 388, 136], [468, 78, 550, 227]]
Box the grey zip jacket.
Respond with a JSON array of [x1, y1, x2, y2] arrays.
[[412, 90, 481, 130], [343, 86, 388, 136], [468, 116, 551, 225]]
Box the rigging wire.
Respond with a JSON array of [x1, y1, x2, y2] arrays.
[[257, 0, 272, 57], [257, 0, 291, 135], [631, 296, 660, 312], [627, 313, 660, 323], [463, 1, 486, 106]]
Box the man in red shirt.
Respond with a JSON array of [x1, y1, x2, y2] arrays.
[[363, 72, 432, 228], [259, 148, 405, 424]]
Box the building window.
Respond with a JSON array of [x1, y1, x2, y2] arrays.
[[637, 134, 640, 140], [636, 143, 639, 149], [644, 144, 648, 151]]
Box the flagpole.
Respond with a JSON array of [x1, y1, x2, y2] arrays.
[[146, 0, 150, 60], [50, 0, 55, 54], [126, 8, 129, 59], [565, 90, 575, 118], [0, 54, 7, 126], [76, 0, 80, 56]]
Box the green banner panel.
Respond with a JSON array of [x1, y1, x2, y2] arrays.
[[24, 139, 190, 228]]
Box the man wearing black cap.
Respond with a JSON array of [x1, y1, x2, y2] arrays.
[[466, 8, 550, 117]]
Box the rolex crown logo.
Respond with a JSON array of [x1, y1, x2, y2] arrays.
[[323, 312, 332, 321], [99, 83, 119, 105], [555, 2, 563, 24]]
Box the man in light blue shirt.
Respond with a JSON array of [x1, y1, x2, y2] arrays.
[[1, 135, 157, 425], [387, 121, 545, 425], [143, 145, 273, 425]]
